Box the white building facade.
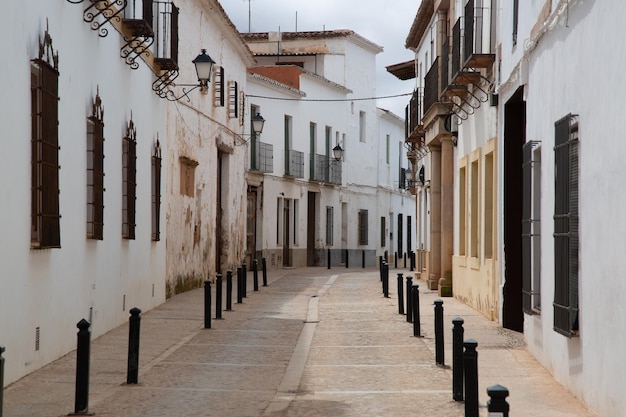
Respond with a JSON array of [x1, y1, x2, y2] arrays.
[[244, 31, 415, 268]]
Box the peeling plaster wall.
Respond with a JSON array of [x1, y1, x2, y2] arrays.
[[163, 0, 252, 296]]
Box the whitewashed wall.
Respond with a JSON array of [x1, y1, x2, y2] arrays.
[[0, 1, 166, 384], [498, 1, 626, 416]]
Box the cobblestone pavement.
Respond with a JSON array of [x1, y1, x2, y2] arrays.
[[2, 267, 597, 416]]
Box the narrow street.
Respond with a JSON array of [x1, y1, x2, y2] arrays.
[[3, 268, 595, 416]]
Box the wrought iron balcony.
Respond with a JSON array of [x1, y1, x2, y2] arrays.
[[151, 1, 180, 98], [423, 57, 440, 115], [284, 149, 304, 178], [405, 89, 424, 143], [463, 0, 495, 69], [250, 140, 273, 173], [310, 154, 341, 184]]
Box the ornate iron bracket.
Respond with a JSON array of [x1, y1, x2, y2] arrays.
[[67, 0, 128, 37], [121, 35, 154, 70], [152, 70, 184, 100]]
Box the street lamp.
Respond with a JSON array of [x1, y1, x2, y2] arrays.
[[332, 144, 344, 162], [162, 49, 216, 101]]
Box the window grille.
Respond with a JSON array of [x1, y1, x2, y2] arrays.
[[358, 209, 369, 245], [152, 139, 162, 241], [213, 66, 224, 107], [87, 90, 105, 240], [122, 117, 137, 240], [522, 141, 541, 314], [228, 81, 238, 118], [31, 26, 61, 249]]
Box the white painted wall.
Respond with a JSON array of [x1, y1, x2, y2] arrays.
[[498, 1, 626, 416], [0, 1, 166, 384]]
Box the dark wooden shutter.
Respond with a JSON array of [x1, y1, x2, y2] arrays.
[[553, 114, 579, 336], [170, 3, 179, 65], [152, 142, 162, 241]]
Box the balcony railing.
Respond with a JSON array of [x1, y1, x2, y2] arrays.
[[463, 0, 495, 68], [329, 162, 342, 184], [250, 140, 273, 172], [452, 18, 462, 79], [312, 154, 329, 182], [121, 0, 155, 69], [423, 57, 439, 115], [405, 89, 424, 142], [441, 37, 450, 94], [284, 149, 304, 178], [153, 1, 179, 70]]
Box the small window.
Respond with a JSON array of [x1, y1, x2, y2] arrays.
[[213, 66, 224, 107], [228, 80, 238, 119], [179, 157, 198, 197], [31, 27, 61, 249], [87, 90, 105, 240], [122, 117, 137, 240], [358, 209, 369, 245], [152, 139, 162, 241], [359, 111, 366, 143]]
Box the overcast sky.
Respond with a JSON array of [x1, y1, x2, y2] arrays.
[[220, 0, 418, 117]]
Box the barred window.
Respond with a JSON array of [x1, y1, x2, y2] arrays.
[[87, 90, 105, 240], [522, 141, 541, 314], [122, 117, 137, 240], [152, 139, 162, 241], [326, 206, 334, 245], [31, 27, 61, 249], [553, 114, 579, 337]]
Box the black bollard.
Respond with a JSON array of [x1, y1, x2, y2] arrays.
[[328, 248, 331, 269], [262, 257, 268, 287], [463, 339, 479, 417], [242, 263, 247, 298], [383, 262, 389, 298], [487, 384, 510, 417], [403, 252, 407, 268], [394, 251, 397, 269], [226, 270, 233, 311], [126, 307, 141, 384], [204, 280, 212, 329], [345, 249, 349, 268], [1, 345, 5, 416], [410, 251, 415, 272], [452, 317, 465, 401], [434, 299, 444, 365], [236, 267, 243, 304], [397, 273, 404, 315], [74, 319, 91, 415], [405, 276, 413, 323], [216, 274, 223, 319], [412, 284, 421, 337], [362, 250, 365, 268], [253, 259, 259, 291], [379, 256, 383, 281]]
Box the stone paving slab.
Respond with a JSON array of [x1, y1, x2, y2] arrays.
[[2, 267, 598, 417]]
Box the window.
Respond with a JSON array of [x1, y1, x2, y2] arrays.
[[522, 142, 541, 314], [326, 206, 334, 245], [470, 158, 479, 258], [152, 139, 162, 241], [228, 80, 238, 119], [213, 66, 224, 107], [553, 114, 579, 337], [380, 216, 386, 247], [122, 118, 137, 240], [87, 90, 105, 240], [31, 28, 60, 249], [284, 115, 292, 175], [459, 164, 467, 256], [359, 111, 366, 142], [276, 198, 283, 245], [358, 209, 369, 245], [179, 157, 197, 197], [484, 151, 495, 259], [309, 122, 317, 179]]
